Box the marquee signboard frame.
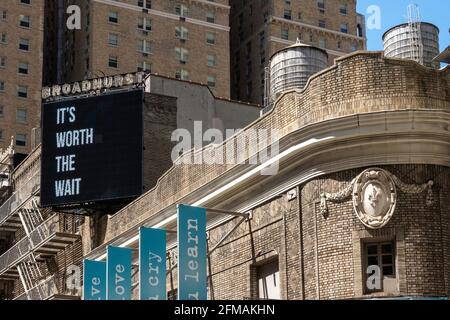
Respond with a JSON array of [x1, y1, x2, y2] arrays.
[[40, 88, 144, 208]]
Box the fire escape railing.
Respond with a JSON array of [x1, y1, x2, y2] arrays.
[[0, 214, 60, 276], [14, 275, 58, 300], [0, 171, 40, 226]]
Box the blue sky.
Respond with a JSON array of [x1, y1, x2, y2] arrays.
[[356, 0, 450, 51]]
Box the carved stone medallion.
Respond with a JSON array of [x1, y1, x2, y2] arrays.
[[353, 168, 397, 229]]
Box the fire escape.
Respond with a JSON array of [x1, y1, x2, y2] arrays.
[[0, 168, 80, 300]]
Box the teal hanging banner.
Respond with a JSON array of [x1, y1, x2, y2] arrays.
[[107, 246, 133, 300], [83, 260, 106, 300], [177, 204, 207, 300], [139, 227, 167, 300]]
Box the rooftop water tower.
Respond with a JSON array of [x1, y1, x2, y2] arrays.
[[383, 4, 440, 69], [262, 40, 328, 114]]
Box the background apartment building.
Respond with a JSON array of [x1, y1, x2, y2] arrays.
[[0, 0, 45, 153], [53, 0, 232, 99], [230, 0, 366, 104]]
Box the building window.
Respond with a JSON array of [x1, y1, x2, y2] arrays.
[[206, 12, 215, 23], [108, 33, 118, 46], [0, 81, 5, 92], [16, 134, 26, 147], [108, 11, 118, 24], [19, 38, 29, 51], [137, 39, 152, 54], [175, 26, 189, 40], [19, 15, 30, 28], [340, 3, 348, 15], [357, 24, 363, 37], [108, 55, 118, 68], [281, 28, 289, 40], [0, 33, 7, 44], [16, 109, 27, 123], [1, 10, 6, 20], [138, 17, 152, 31], [17, 85, 27, 98], [175, 4, 189, 17], [256, 260, 280, 300], [319, 38, 326, 48], [175, 47, 189, 63], [207, 75, 216, 87], [207, 54, 216, 67], [340, 23, 348, 33], [0, 105, 4, 117], [0, 57, 5, 68], [137, 61, 151, 72], [175, 69, 189, 80], [206, 32, 216, 45], [317, 0, 325, 10], [364, 242, 396, 294], [137, 0, 151, 9], [18, 62, 29, 75], [20, 0, 31, 4], [284, 10, 291, 20]]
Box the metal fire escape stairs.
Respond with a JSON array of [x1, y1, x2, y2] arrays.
[[15, 198, 48, 299]]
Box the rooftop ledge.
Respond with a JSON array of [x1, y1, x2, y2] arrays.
[[97, 50, 450, 247]]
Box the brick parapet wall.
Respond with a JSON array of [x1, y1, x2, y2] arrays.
[[300, 164, 450, 299], [105, 52, 450, 243]]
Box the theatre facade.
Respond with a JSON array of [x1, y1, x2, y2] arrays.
[[1, 51, 449, 300], [86, 52, 450, 300]]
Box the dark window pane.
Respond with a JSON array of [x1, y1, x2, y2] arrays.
[[383, 266, 394, 276], [382, 255, 393, 265], [367, 245, 377, 255], [382, 244, 393, 254], [368, 256, 378, 266]]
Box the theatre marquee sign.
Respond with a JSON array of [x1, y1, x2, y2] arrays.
[[40, 89, 144, 207], [41, 72, 146, 100]]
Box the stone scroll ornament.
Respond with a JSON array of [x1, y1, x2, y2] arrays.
[[320, 168, 434, 229]]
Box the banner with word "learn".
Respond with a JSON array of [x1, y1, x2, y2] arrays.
[[177, 205, 207, 300]]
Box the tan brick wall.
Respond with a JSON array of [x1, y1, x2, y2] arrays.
[[230, 0, 366, 103], [104, 53, 450, 244], [300, 165, 450, 299], [67, 0, 231, 98], [0, 0, 45, 153]]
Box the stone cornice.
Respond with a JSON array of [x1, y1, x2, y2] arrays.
[[86, 109, 450, 259]]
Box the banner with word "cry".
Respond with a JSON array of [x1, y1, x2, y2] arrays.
[[107, 246, 132, 300], [139, 227, 167, 300], [83, 260, 106, 300], [177, 205, 207, 300]]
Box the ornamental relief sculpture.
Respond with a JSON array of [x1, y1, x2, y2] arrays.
[[319, 168, 434, 229]]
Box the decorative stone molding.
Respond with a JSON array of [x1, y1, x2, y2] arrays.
[[319, 168, 435, 229], [353, 169, 397, 229], [319, 179, 355, 217], [390, 175, 435, 206]]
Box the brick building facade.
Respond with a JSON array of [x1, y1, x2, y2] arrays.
[[0, 0, 45, 152], [1, 51, 449, 300], [84, 52, 450, 300], [230, 0, 366, 104], [53, 0, 232, 99]]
